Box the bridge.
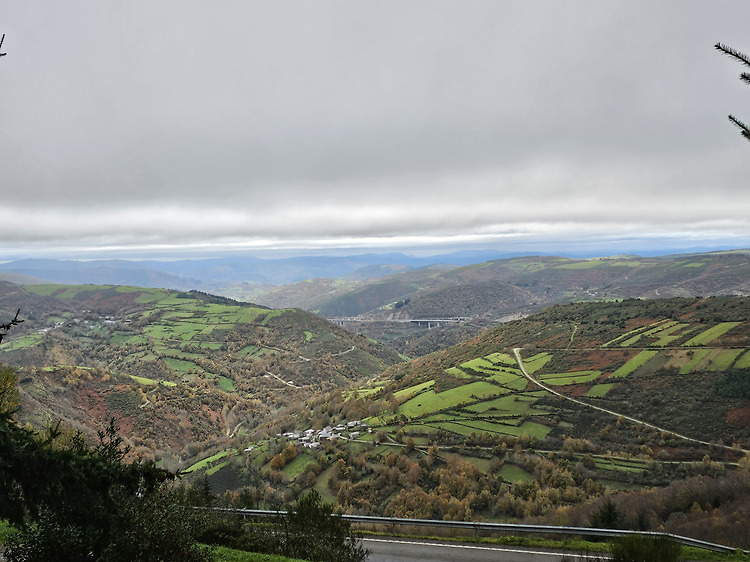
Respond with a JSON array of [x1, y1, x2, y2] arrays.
[[327, 317, 470, 328]]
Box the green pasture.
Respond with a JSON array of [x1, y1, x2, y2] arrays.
[[239, 345, 274, 358], [349, 385, 384, 399], [260, 310, 283, 325], [130, 375, 177, 386], [206, 461, 229, 476], [182, 449, 233, 473], [592, 457, 647, 473], [26, 284, 115, 298], [394, 380, 435, 400], [734, 349, 750, 368], [610, 350, 658, 378], [460, 357, 502, 373], [677, 349, 710, 374], [219, 376, 236, 392], [585, 383, 614, 397], [427, 419, 550, 439], [488, 370, 522, 387], [461, 456, 492, 472], [446, 366, 471, 378], [486, 352, 516, 365], [679, 348, 744, 372], [163, 357, 201, 374], [463, 394, 545, 415], [283, 453, 313, 479], [556, 261, 601, 269], [522, 353, 552, 374], [684, 322, 742, 346], [0, 333, 42, 352], [399, 381, 503, 418], [619, 321, 677, 347], [651, 323, 691, 346], [499, 464, 534, 483], [602, 320, 667, 348], [539, 371, 601, 385], [312, 467, 338, 504]]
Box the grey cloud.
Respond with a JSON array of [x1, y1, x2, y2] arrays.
[[0, 1, 749, 257]]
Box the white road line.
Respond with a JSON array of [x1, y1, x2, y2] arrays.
[[362, 537, 609, 559]]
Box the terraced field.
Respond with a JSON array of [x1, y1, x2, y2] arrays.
[[359, 308, 749, 446]]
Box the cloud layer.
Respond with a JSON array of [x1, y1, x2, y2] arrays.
[[1, 1, 748, 258]]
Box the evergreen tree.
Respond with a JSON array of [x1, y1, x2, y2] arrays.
[[715, 42, 750, 142]]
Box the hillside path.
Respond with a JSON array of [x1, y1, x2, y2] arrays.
[[512, 348, 749, 455]]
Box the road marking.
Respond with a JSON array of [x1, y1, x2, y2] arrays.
[[362, 537, 610, 559]]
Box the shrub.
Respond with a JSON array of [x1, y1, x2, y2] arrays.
[[4, 484, 213, 562], [610, 534, 682, 562], [201, 490, 368, 562]]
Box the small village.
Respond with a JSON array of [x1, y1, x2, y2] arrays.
[[279, 420, 370, 449]]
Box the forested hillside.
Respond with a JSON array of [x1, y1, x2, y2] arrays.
[[188, 296, 750, 548], [0, 281, 401, 459]]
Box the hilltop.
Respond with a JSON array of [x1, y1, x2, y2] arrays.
[[254, 251, 750, 356], [0, 281, 401, 459]]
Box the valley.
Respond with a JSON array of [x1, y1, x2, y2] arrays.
[[1, 252, 750, 549], [185, 297, 750, 548]]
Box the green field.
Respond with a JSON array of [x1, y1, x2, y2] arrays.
[[539, 371, 601, 385], [619, 321, 677, 347], [182, 449, 233, 473], [129, 375, 177, 387], [394, 380, 435, 400], [683, 322, 742, 346], [610, 350, 658, 378], [734, 349, 750, 368], [523, 353, 553, 374], [463, 394, 546, 415], [499, 464, 534, 483], [585, 383, 615, 397], [399, 381, 504, 418], [602, 320, 667, 348]]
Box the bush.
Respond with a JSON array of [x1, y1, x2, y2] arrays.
[[200, 491, 368, 562], [610, 534, 683, 562], [590, 498, 623, 529], [4, 485, 213, 562]]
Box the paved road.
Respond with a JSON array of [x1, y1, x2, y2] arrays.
[[363, 537, 608, 561], [512, 348, 749, 454]]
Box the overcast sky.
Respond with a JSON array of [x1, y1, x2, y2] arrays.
[[1, 1, 748, 259]]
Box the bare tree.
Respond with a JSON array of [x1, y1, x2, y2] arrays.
[[0, 309, 23, 344], [715, 42, 750, 142]]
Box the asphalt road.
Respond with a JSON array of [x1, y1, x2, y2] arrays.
[[362, 537, 609, 561]]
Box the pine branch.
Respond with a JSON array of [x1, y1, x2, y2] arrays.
[[715, 42, 750, 68], [728, 115, 750, 143], [741, 72, 750, 85]]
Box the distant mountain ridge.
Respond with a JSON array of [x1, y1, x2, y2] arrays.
[[257, 251, 750, 319], [0, 250, 523, 289]]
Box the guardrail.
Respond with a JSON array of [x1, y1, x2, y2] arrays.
[[219, 508, 744, 554]]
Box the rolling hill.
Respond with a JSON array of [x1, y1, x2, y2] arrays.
[[254, 251, 750, 357], [188, 296, 750, 548], [0, 281, 401, 459]]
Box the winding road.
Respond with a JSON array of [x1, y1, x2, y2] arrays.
[[512, 348, 749, 455]]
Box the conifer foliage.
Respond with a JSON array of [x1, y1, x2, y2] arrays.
[[715, 42, 750, 142]]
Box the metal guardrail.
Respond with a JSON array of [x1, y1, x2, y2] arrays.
[[222, 508, 744, 554]]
